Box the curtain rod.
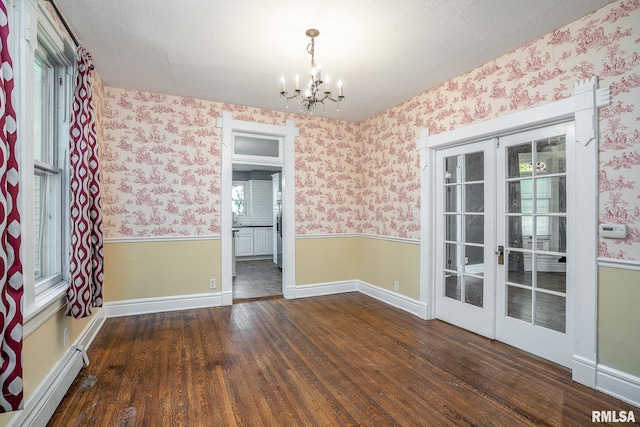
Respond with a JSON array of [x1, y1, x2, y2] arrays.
[[44, 0, 80, 47]]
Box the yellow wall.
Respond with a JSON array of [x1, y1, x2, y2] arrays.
[[295, 236, 360, 285], [103, 239, 221, 302], [598, 267, 640, 377], [356, 237, 421, 300], [295, 235, 420, 300]]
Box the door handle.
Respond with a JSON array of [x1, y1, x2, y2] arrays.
[[496, 246, 504, 265]]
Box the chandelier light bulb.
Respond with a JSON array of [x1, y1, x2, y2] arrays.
[[294, 74, 300, 90], [280, 76, 286, 93], [325, 75, 331, 92]]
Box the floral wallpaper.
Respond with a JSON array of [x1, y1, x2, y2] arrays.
[[100, 90, 360, 237], [100, 0, 640, 260]]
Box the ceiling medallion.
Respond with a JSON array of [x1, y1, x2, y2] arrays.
[[279, 29, 345, 115]]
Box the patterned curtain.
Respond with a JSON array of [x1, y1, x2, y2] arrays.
[[67, 46, 104, 318], [0, 0, 24, 413]]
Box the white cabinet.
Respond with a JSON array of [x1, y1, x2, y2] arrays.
[[235, 228, 254, 257], [254, 227, 273, 256], [234, 227, 273, 257]]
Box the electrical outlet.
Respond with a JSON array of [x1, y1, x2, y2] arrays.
[[394, 281, 400, 291], [209, 278, 217, 289], [63, 328, 69, 347]]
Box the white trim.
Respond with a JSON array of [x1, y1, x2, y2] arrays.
[[295, 233, 420, 245], [572, 354, 597, 388], [292, 280, 429, 319], [104, 292, 224, 318], [103, 235, 221, 244], [217, 112, 298, 302], [418, 76, 611, 387], [23, 284, 66, 337], [596, 364, 640, 408], [598, 258, 640, 272], [7, 310, 106, 427]]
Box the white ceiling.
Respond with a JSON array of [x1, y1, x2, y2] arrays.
[[55, 0, 613, 122]]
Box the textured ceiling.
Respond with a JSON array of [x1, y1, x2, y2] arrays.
[[55, 0, 613, 122]]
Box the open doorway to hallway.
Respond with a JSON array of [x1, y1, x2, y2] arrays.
[[232, 163, 283, 302]]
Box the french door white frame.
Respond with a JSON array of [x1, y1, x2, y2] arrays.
[[417, 77, 610, 387], [217, 112, 299, 304]]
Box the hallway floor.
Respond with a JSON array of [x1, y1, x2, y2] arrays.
[[233, 259, 282, 302]]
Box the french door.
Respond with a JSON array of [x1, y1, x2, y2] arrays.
[[435, 140, 496, 338], [435, 123, 573, 367]]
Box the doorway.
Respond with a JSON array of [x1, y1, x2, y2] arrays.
[[434, 122, 574, 367], [231, 163, 283, 301], [217, 112, 298, 305]]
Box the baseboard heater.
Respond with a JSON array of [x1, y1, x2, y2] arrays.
[[9, 345, 89, 427]]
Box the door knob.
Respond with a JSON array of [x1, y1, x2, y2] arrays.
[[496, 246, 504, 265]]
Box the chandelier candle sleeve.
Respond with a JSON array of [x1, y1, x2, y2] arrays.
[[279, 28, 345, 114]]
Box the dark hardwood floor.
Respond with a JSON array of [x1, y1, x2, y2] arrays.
[[48, 293, 638, 426]]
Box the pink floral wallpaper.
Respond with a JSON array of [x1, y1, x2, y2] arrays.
[[100, 0, 640, 260], [100, 90, 360, 237]]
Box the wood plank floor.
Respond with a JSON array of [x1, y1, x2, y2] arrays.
[[48, 293, 638, 426]]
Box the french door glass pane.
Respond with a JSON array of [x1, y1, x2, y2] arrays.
[[534, 292, 566, 333], [535, 137, 566, 175], [507, 251, 532, 287], [465, 245, 484, 276], [507, 285, 532, 322], [445, 185, 460, 212], [535, 254, 566, 293], [465, 276, 483, 307], [445, 274, 462, 300], [445, 214, 461, 241], [465, 183, 484, 212], [465, 151, 484, 181], [445, 155, 461, 183], [507, 216, 529, 248], [507, 144, 532, 178], [464, 215, 483, 244], [445, 243, 461, 272]]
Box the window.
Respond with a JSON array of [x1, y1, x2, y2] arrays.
[[232, 182, 247, 217], [32, 30, 71, 294]]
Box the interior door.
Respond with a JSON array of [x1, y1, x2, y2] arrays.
[[495, 123, 573, 367], [435, 140, 496, 338]]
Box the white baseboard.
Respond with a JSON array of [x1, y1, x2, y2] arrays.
[[572, 354, 597, 388], [292, 280, 428, 320], [8, 310, 105, 427], [105, 292, 224, 317], [596, 364, 640, 408], [294, 280, 358, 298]]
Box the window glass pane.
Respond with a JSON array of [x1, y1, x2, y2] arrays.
[[234, 135, 280, 158], [232, 183, 246, 216], [34, 169, 62, 283], [34, 53, 52, 163]]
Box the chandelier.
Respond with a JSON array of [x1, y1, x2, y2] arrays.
[[279, 29, 345, 114]]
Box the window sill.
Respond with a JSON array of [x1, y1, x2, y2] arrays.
[[24, 282, 67, 338]]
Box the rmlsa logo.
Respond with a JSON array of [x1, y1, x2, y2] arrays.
[[592, 410, 636, 423]]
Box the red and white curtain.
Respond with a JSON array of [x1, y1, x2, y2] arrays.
[[67, 46, 103, 319], [0, 0, 24, 413]]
